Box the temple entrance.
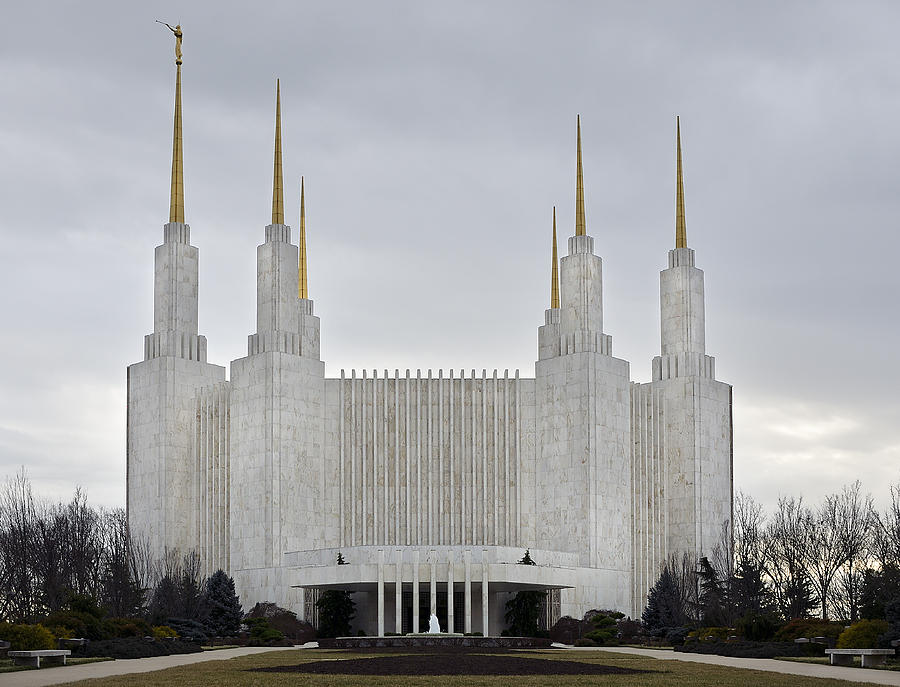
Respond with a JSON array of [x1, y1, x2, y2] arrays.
[[401, 588, 451, 633]]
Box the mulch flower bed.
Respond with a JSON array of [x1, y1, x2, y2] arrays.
[[255, 649, 652, 676]]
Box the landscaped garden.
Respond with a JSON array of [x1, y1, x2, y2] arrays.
[[45, 647, 894, 687]]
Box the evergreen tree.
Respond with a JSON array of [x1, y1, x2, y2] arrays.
[[781, 570, 817, 620], [730, 559, 775, 618], [504, 550, 546, 637], [202, 569, 242, 637], [316, 590, 355, 638], [642, 566, 687, 636], [315, 551, 355, 638], [697, 557, 728, 626], [149, 575, 179, 625]]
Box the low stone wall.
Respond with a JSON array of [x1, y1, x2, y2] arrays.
[[319, 636, 553, 650]]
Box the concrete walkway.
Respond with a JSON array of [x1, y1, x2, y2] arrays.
[[0, 645, 298, 687], [595, 646, 900, 686]]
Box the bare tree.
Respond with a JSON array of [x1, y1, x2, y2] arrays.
[[0, 470, 39, 621], [829, 482, 873, 621], [734, 491, 766, 572], [766, 495, 817, 619], [871, 480, 900, 570]]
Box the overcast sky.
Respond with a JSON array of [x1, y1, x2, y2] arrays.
[[1, 1, 898, 515]]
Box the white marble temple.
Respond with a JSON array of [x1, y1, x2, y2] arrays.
[[128, 200, 731, 630]]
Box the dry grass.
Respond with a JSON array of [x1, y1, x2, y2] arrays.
[[53, 648, 894, 687]]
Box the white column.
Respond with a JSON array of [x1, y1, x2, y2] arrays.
[[447, 551, 454, 633], [481, 549, 489, 636], [429, 550, 437, 617], [464, 549, 472, 634], [377, 549, 385, 637], [412, 549, 420, 633], [395, 549, 403, 634]]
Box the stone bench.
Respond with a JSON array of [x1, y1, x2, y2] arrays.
[[7, 649, 71, 668], [824, 648, 895, 668]]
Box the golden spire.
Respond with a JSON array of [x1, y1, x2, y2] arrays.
[[167, 25, 184, 223], [675, 115, 687, 248], [550, 206, 560, 308], [271, 79, 285, 225], [575, 114, 586, 236], [298, 176, 308, 299]]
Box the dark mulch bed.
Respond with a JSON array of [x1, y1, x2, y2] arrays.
[[256, 651, 651, 676]]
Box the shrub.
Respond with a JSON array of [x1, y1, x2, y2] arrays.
[[616, 617, 643, 643], [44, 624, 75, 640], [774, 618, 844, 642], [665, 627, 690, 646], [675, 640, 801, 659], [42, 610, 108, 640], [837, 620, 890, 649], [573, 637, 597, 647], [736, 614, 780, 641], [166, 618, 209, 642], [245, 617, 285, 645], [107, 617, 152, 638], [153, 625, 178, 638], [0, 623, 56, 650], [687, 626, 731, 642], [74, 637, 203, 659], [583, 611, 620, 645], [244, 602, 316, 642]]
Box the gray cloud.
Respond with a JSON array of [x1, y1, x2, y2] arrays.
[[1, 1, 898, 512]]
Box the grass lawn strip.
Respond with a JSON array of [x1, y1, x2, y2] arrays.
[[0, 657, 113, 674], [53, 648, 892, 687]]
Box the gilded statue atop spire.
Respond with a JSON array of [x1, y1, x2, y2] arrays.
[[159, 21, 185, 224], [158, 21, 183, 65]]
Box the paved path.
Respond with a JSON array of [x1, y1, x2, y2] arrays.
[[0, 645, 297, 687], [3, 643, 898, 686], [595, 646, 900, 685]]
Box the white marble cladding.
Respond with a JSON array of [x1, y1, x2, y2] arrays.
[[153, 222, 200, 342], [126, 355, 225, 563], [631, 373, 733, 618], [229, 352, 327, 571], [660, 247, 705, 356], [283, 545, 579, 569], [196, 381, 231, 576], [331, 369, 528, 549]]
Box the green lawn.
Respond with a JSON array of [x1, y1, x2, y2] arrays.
[[0, 656, 112, 673], [57, 649, 890, 687]]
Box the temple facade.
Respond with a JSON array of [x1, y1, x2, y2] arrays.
[[126, 52, 733, 635]]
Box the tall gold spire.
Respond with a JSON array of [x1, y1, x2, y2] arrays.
[[575, 115, 586, 236], [271, 79, 285, 225], [298, 176, 308, 299], [550, 206, 560, 308], [675, 115, 687, 248], [167, 25, 184, 223]]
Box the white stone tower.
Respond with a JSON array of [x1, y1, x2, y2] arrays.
[[535, 117, 633, 613], [227, 81, 327, 603], [127, 39, 226, 562], [631, 118, 733, 614]]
